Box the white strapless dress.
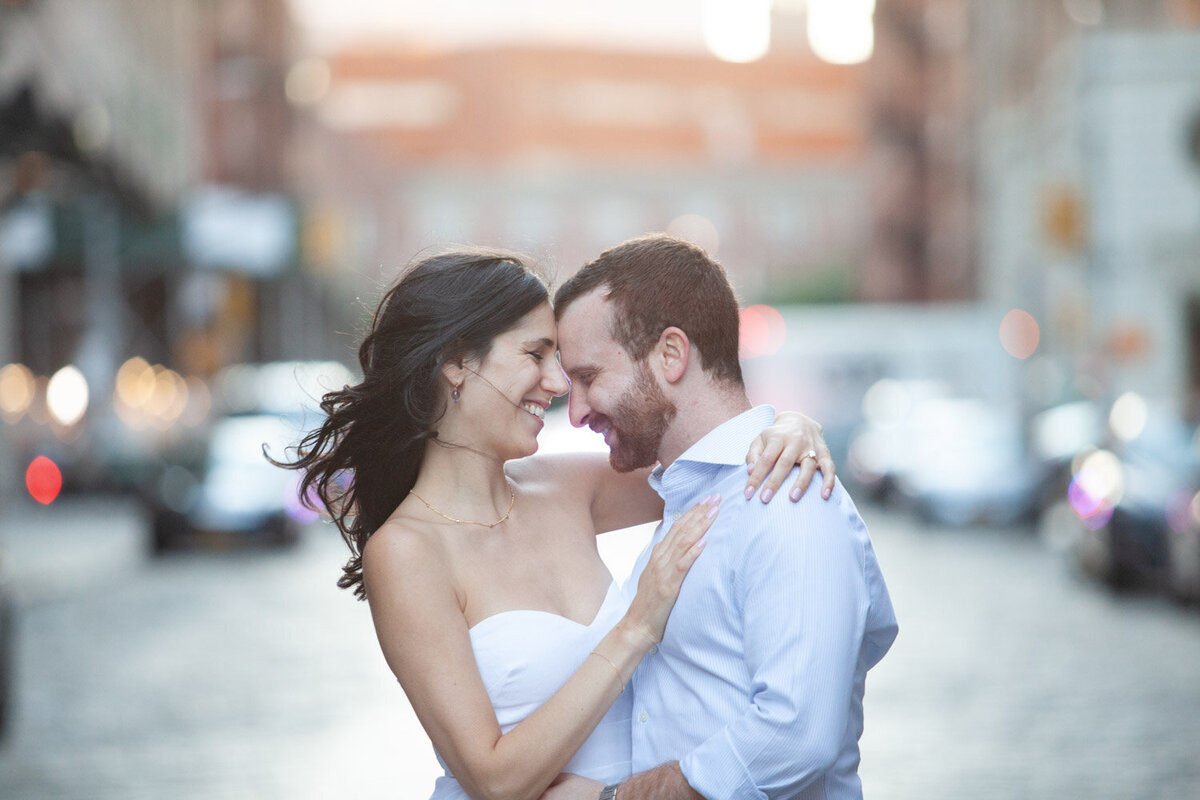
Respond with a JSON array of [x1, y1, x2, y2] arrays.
[[428, 581, 634, 799]]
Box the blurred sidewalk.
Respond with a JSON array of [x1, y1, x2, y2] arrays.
[[0, 494, 147, 604]]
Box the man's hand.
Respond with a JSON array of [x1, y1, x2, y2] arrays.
[[539, 762, 703, 800], [617, 762, 704, 800], [540, 773, 604, 800]]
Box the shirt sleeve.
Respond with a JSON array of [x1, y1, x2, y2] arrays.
[[678, 484, 871, 799]]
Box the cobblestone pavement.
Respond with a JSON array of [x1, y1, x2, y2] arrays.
[[0, 498, 1198, 799]]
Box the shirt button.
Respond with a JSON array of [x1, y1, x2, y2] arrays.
[[671, 511, 681, 521], [639, 711, 649, 723], [649, 645, 658, 655]]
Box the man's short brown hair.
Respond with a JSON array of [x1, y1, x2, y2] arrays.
[[554, 234, 744, 386]]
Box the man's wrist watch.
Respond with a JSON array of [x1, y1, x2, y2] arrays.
[[598, 784, 620, 800]]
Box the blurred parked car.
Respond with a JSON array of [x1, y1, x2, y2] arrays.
[[892, 397, 1040, 527], [1065, 408, 1200, 602], [147, 412, 310, 553], [848, 380, 1039, 526], [145, 360, 352, 553], [845, 378, 952, 502]]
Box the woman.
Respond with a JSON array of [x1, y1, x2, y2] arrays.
[[282, 248, 834, 800]]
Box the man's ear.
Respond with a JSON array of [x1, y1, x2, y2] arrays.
[[656, 326, 690, 384]]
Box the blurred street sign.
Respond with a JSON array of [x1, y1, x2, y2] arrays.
[[0, 198, 54, 271], [182, 186, 297, 276]]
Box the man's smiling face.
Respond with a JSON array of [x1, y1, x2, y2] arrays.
[[556, 288, 675, 472]]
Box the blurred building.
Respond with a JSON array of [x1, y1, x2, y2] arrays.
[[865, 0, 975, 302], [288, 16, 871, 306], [0, 0, 333, 498], [870, 0, 1200, 420], [974, 0, 1200, 418]]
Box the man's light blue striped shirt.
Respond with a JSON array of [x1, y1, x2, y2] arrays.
[[626, 405, 898, 799]]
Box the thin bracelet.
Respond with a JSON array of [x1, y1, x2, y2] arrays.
[[590, 650, 625, 693]]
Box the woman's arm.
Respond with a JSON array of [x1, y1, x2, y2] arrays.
[[363, 499, 719, 800], [508, 453, 664, 535]]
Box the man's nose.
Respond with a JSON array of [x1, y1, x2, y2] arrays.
[[567, 388, 589, 428]]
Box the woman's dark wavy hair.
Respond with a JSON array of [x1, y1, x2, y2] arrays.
[[279, 247, 549, 599]]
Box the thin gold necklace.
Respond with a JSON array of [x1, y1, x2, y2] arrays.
[[408, 483, 516, 528]]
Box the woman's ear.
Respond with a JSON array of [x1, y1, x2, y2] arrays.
[[440, 356, 467, 394], [656, 326, 689, 384]]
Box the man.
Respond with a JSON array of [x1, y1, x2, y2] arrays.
[[551, 234, 898, 799]]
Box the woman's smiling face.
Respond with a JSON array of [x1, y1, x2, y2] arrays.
[[458, 301, 570, 459]]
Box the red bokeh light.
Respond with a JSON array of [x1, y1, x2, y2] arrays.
[[739, 304, 787, 359], [26, 455, 63, 505]]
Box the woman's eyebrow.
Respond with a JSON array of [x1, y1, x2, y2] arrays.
[[523, 337, 556, 349]]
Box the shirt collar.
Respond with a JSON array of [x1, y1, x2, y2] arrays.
[[648, 405, 776, 493]]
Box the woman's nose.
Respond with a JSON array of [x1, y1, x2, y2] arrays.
[[545, 361, 570, 397]]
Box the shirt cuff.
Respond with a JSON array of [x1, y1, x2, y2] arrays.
[[679, 730, 768, 800]]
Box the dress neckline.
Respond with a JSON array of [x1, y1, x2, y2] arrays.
[[468, 579, 619, 635]]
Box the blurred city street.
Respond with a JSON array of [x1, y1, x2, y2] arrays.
[[1, 496, 1198, 800], [3, 1, 1200, 799]]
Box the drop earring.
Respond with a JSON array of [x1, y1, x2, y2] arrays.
[[452, 385, 461, 404]]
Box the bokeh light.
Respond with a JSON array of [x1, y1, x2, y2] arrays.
[[285, 472, 322, 524], [0, 362, 36, 423], [1068, 476, 1114, 530], [116, 357, 156, 409], [1165, 489, 1200, 536], [739, 304, 786, 359], [807, 0, 876, 65], [1068, 448, 1123, 529], [999, 308, 1040, 359], [46, 364, 89, 426], [1108, 391, 1147, 442], [146, 365, 189, 423], [115, 357, 193, 429], [702, 0, 771, 63], [26, 455, 63, 505]]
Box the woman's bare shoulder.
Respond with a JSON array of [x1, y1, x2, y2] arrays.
[[362, 507, 451, 581]]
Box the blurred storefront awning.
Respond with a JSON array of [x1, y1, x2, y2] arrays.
[[0, 84, 157, 218]]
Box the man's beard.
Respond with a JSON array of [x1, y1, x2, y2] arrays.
[[607, 362, 676, 473]]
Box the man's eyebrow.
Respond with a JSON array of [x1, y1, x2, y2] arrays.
[[565, 365, 597, 380]]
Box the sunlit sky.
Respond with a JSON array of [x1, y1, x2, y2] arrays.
[[286, 0, 713, 53], [287, 1, 873, 65]]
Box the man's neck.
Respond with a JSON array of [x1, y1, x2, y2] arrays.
[[657, 385, 752, 468]]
